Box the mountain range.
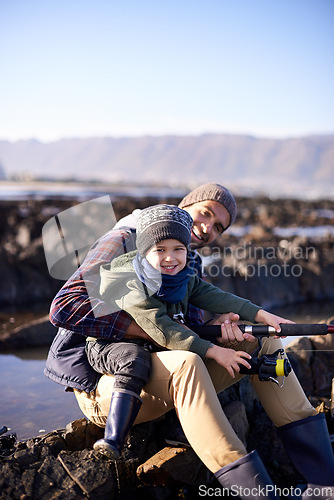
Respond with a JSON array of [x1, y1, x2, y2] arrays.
[[0, 134, 333, 197]]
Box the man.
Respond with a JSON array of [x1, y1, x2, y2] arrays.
[[46, 183, 333, 499], [49, 183, 248, 347]]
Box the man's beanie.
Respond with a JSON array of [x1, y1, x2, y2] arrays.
[[136, 205, 193, 256], [179, 183, 237, 228]]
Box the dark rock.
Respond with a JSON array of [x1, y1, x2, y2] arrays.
[[35, 455, 74, 495], [246, 401, 301, 485], [0, 315, 57, 351], [0, 462, 24, 499], [286, 318, 334, 398], [57, 449, 117, 498], [13, 446, 41, 467], [0, 394, 333, 499], [0, 196, 334, 312], [222, 400, 249, 447], [63, 418, 91, 451], [204, 234, 334, 310], [21, 468, 36, 498], [137, 446, 211, 487]]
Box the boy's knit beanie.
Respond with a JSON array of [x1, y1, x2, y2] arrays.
[[179, 183, 237, 228], [136, 204, 193, 256]]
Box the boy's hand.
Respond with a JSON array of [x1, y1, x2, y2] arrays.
[[205, 344, 252, 378]]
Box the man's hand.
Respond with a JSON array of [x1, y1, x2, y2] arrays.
[[207, 312, 256, 345], [254, 310, 295, 337]]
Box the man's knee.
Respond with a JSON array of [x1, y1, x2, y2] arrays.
[[181, 351, 203, 364], [173, 350, 207, 377], [260, 336, 284, 355]]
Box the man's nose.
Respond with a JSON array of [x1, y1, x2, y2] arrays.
[[201, 222, 212, 234]]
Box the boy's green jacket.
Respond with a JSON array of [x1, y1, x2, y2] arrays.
[[99, 251, 261, 358]]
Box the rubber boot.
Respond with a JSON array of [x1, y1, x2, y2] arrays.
[[214, 450, 280, 499], [278, 413, 334, 486], [93, 391, 142, 460], [278, 413, 334, 499]]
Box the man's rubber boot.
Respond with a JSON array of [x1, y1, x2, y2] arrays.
[[278, 413, 334, 489], [278, 413, 334, 499], [214, 450, 280, 499], [93, 391, 142, 460]]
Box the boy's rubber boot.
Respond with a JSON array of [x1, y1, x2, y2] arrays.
[[214, 450, 280, 499], [278, 413, 334, 499], [93, 391, 142, 460]]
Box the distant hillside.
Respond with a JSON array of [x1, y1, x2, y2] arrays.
[[0, 134, 333, 195]]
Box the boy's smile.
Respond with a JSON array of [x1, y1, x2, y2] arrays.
[[145, 239, 187, 275]]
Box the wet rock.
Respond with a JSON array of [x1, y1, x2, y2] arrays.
[[0, 315, 57, 351], [286, 318, 334, 397], [13, 446, 41, 467], [57, 449, 117, 498], [0, 197, 172, 309], [204, 234, 334, 310], [137, 446, 211, 487], [0, 391, 333, 499]]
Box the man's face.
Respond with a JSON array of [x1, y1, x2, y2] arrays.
[[184, 200, 231, 248]]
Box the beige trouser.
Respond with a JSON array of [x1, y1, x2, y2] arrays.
[[74, 337, 316, 473]]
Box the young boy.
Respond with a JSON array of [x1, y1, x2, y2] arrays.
[[86, 204, 282, 459]]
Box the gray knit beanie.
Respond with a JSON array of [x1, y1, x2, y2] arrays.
[[179, 183, 237, 229], [136, 204, 193, 256]]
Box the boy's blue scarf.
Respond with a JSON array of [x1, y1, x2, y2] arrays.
[[133, 251, 197, 304]]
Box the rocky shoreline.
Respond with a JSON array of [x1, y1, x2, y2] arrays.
[[1, 194, 334, 309], [1, 325, 333, 499], [1, 194, 334, 498]]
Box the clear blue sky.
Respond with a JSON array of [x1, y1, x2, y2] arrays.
[[1, 0, 333, 141]]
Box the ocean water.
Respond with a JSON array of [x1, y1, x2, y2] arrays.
[[229, 224, 334, 238], [0, 180, 188, 201], [1, 180, 334, 202], [0, 347, 83, 441]]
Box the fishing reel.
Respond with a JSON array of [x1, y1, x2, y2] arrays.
[[190, 323, 294, 384], [0, 426, 16, 455], [239, 338, 292, 385]]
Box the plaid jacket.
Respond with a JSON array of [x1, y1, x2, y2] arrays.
[[50, 227, 204, 340], [46, 225, 204, 392]]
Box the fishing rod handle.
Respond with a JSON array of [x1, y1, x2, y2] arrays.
[[241, 323, 330, 336], [191, 323, 332, 338]]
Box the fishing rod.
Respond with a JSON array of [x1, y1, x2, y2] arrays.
[[191, 323, 334, 385], [191, 323, 334, 338]]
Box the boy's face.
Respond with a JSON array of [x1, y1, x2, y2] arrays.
[[146, 239, 187, 275], [183, 200, 231, 248]]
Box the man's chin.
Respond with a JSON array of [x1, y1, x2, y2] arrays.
[[190, 240, 203, 249], [191, 229, 207, 248]]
